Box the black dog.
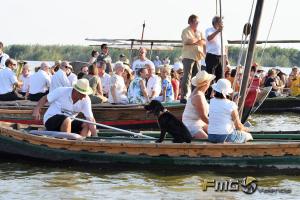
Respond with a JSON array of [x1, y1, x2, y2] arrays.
[[144, 100, 192, 143]]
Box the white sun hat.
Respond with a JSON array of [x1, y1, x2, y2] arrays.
[[191, 70, 215, 87], [73, 78, 93, 95], [212, 78, 233, 96]]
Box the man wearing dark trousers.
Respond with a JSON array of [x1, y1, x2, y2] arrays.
[[180, 14, 206, 104], [205, 16, 228, 82]]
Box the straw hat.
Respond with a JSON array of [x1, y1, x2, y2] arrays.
[[212, 78, 233, 96], [73, 78, 93, 95], [123, 63, 133, 74], [191, 70, 215, 87]]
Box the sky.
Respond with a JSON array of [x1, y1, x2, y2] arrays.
[[1, 0, 300, 49]]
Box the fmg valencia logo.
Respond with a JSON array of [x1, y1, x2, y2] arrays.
[[201, 176, 258, 194]]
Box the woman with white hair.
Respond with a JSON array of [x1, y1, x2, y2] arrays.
[[208, 79, 253, 143], [108, 62, 128, 104], [182, 70, 215, 139]]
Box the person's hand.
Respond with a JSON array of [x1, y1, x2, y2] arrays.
[[32, 108, 41, 120], [217, 24, 224, 32]]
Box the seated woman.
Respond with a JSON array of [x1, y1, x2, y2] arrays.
[[264, 69, 283, 98], [108, 62, 128, 104], [122, 63, 134, 90], [128, 68, 149, 104], [182, 71, 215, 139], [155, 65, 174, 102], [208, 79, 253, 143], [84, 64, 107, 104]]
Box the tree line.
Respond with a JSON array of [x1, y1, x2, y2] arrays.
[[5, 44, 300, 67]]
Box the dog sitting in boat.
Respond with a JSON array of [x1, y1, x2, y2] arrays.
[[144, 100, 192, 143]]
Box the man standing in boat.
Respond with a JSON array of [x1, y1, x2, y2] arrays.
[[97, 44, 113, 74], [33, 79, 97, 137], [205, 16, 228, 82], [180, 14, 206, 104]]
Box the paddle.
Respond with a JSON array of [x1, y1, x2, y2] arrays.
[[66, 115, 155, 139]]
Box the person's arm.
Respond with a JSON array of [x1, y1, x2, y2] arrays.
[[110, 85, 117, 103], [140, 79, 149, 102], [231, 109, 248, 132], [191, 94, 209, 124], [96, 78, 103, 96], [182, 30, 204, 45], [162, 87, 167, 102], [207, 26, 223, 41], [32, 95, 48, 120]]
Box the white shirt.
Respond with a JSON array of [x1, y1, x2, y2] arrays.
[[205, 27, 228, 56], [100, 73, 110, 95], [146, 74, 161, 99], [20, 74, 31, 93], [108, 74, 128, 104], [132, 59, 155, 73], [208, 98, 238, 135], [43, 87, 94, 124], [0, 67, 18, 94], [29, 70, 51, 94], [50, 69, 71, 92], [0, 53, 9, 70], [68, 73, 77, 86]]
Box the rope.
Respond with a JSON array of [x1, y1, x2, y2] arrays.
[[258, 0, 280, 64], [239, 0, 280, 116]]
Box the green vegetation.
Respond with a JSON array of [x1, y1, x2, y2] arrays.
[[5, 44, 300, 67]]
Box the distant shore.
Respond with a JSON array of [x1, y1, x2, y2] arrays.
[[4, 44, 300, 67]]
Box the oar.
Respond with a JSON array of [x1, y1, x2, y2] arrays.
[[67, 115, 155, 139]]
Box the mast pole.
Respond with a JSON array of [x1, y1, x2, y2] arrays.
[[219, 0, 225, 78], [238, 0, 265, 116], [141, 21, 145, 45]]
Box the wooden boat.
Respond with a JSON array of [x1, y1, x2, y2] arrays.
[[0, 101, 184, 130], [0, 95, 298, 130], [258, 96, 300, 113], [1, 122, 300, 169]]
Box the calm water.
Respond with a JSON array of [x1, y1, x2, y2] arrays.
[[0, 113, 300, 200]]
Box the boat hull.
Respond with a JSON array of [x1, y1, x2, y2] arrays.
[[1, 125, 300, 169]]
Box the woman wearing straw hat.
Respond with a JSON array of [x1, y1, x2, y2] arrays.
[[208, 79, 253, 143], [32, 79, 97, 137], [182, 70, 215, 139]]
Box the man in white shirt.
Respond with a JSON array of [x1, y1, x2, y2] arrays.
[[132, 47, 155, 74], [205, 16, 228, 82], [50, 61, 71, 91], [146, 63, 161, 100], [32, 79, 97, 137], [97, 60, 110, 97], [0, 42, 10, 70], [28, 62, 51, 101], [19, 63, 31, 97], [0, 58, 23, 101], [153, 56, 162, 70]]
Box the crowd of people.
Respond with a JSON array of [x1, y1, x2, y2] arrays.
[[0, 13, 299, 142]]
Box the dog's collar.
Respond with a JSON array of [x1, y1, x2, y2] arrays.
[[158, 108, 168, 117]]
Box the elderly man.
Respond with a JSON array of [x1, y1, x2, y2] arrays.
[[28, 62, 51, 101], [205, 16, 228, 82], [0, 58, 23, 101], [180, 14, 206, 104], [132, 47, 155, 74], [33, 79, 97, 137], [146, 63, 161, 100], [108, 62, 128, 104], [50, 61, 71, 91], [0, 42, 10, 70]]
